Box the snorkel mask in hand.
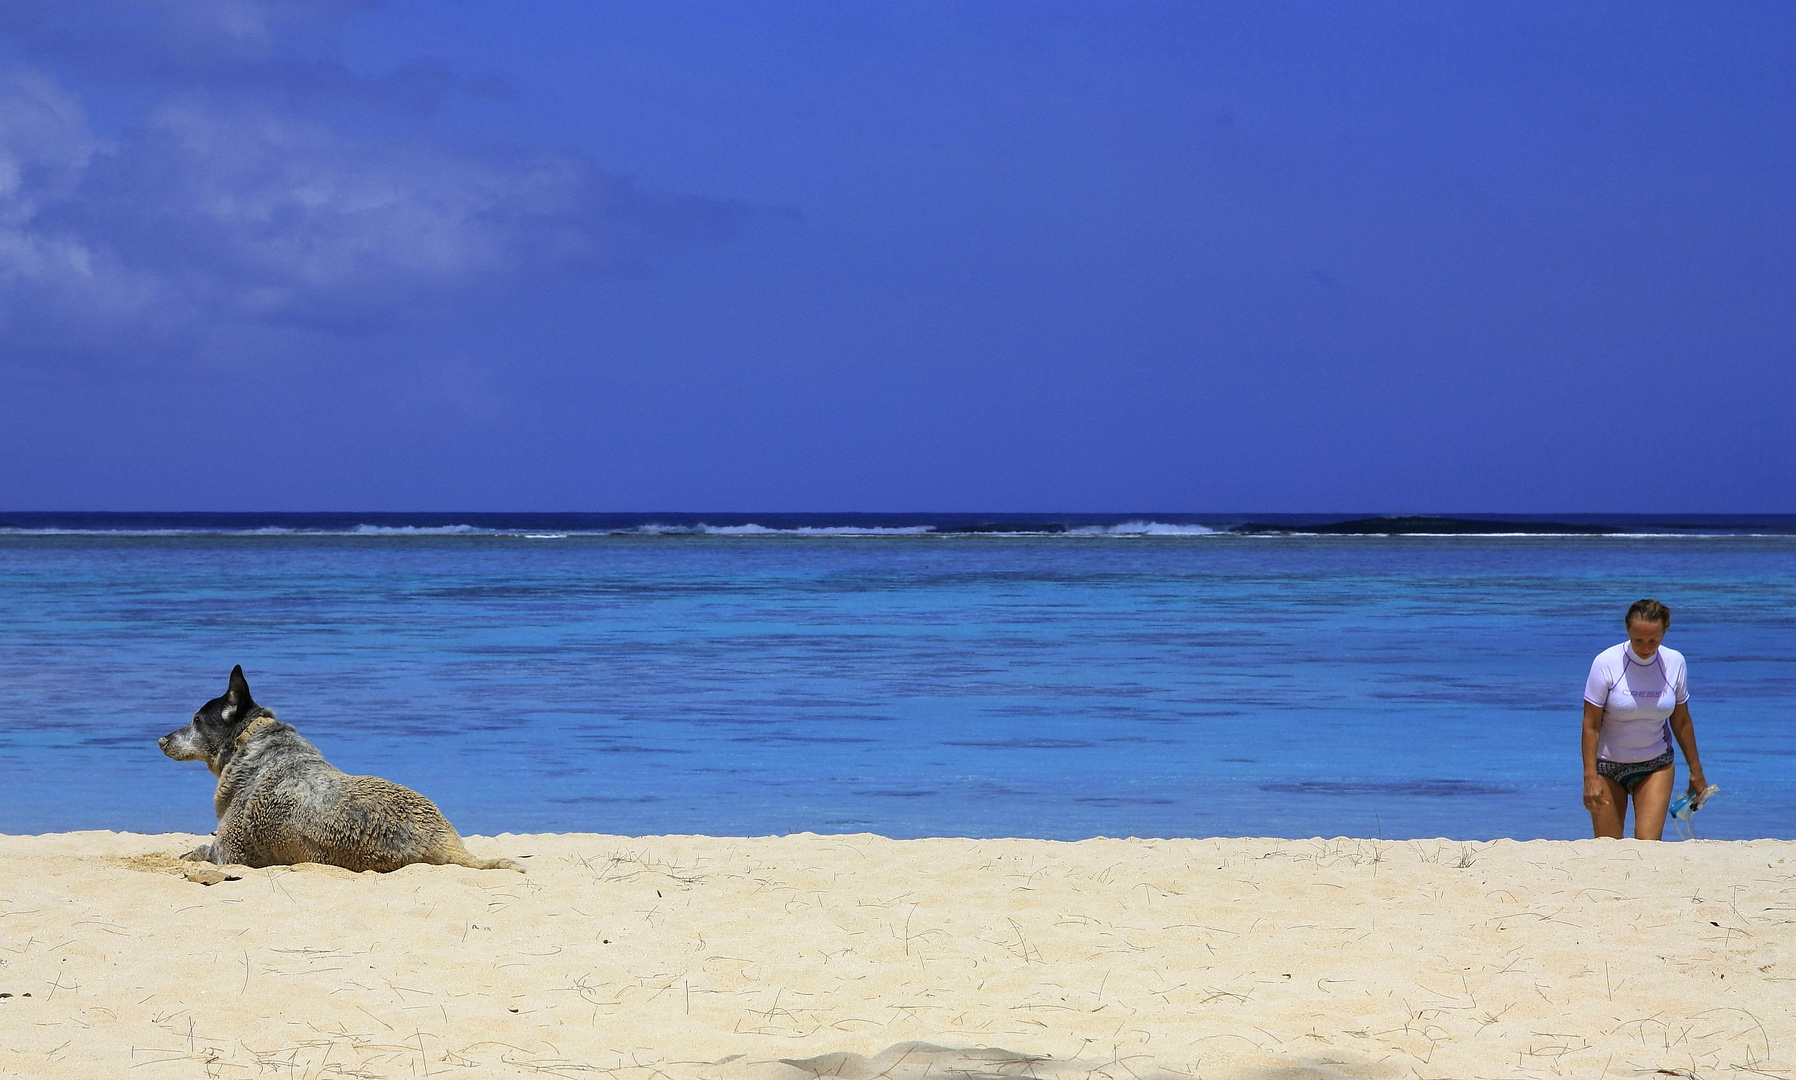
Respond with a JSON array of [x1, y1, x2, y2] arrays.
[[1669, 784, 1719, 840]]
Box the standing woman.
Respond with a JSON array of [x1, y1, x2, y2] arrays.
[[1582, 599, 1710, 839]]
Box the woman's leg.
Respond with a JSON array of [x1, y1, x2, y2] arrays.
[[1589, 774, 1629, 838], [1629, 766, 1676, 840]]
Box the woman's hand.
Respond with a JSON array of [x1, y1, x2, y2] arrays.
[[1581, 700, 1609, 815]]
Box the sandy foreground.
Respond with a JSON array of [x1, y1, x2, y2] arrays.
[[0, 832, 1789, 1080]]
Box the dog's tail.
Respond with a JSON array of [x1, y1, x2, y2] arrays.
[[443, 838, 527, 873], [459, 854, 528, 873]]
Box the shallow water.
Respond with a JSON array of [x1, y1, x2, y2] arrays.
[[1, 530, 1789, 840]]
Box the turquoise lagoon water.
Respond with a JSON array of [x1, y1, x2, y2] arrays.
[[0, 517, 1790, 841]]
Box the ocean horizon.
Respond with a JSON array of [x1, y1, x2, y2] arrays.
[[3, 512, 1791, 842], [5, 510, 1796, 537]]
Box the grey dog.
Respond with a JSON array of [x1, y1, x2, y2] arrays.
[[160, 666, 523, 873]]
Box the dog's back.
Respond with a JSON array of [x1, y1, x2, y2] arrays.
[[220, 722, 520, 872], [161, 667, 523, 873]]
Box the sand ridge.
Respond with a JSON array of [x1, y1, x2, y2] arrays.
[[0, 831, 1789, 1079]]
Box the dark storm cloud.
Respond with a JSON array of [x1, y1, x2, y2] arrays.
[[0, 2, 742, 360]]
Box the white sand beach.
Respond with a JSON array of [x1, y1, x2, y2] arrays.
[[0, 831, 1789, 1079]]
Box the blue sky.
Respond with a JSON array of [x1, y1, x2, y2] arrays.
[[0, 1, 1789, 512]]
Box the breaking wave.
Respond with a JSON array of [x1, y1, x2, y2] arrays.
[[349, 524, 483, 536], [1, 513, 1790, 538]]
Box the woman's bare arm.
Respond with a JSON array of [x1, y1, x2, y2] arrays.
[[1667, 701, 1708, 794], [1582, 700, 1609, 813]]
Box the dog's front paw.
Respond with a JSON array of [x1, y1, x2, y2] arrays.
[[180, 844, 216, 863]]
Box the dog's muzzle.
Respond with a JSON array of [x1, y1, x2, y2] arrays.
[[160, 728, 202, 761]]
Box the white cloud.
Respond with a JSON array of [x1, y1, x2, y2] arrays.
[[0, 4, 743, 362], [79, 95, 615, 324], [0, 68, 182, 354]]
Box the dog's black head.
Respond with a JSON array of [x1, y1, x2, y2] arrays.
[[159, 666, 273, 775]]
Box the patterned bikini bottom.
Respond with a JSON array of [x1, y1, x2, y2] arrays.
[[1596, 750, 1674, 793]]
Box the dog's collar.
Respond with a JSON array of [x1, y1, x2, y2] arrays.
[[231, 714, 280, 751]]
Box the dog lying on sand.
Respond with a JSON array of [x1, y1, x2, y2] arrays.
[[159, 666, 523, 873]]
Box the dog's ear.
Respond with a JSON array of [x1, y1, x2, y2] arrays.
[[227, 665, 254, 709]]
